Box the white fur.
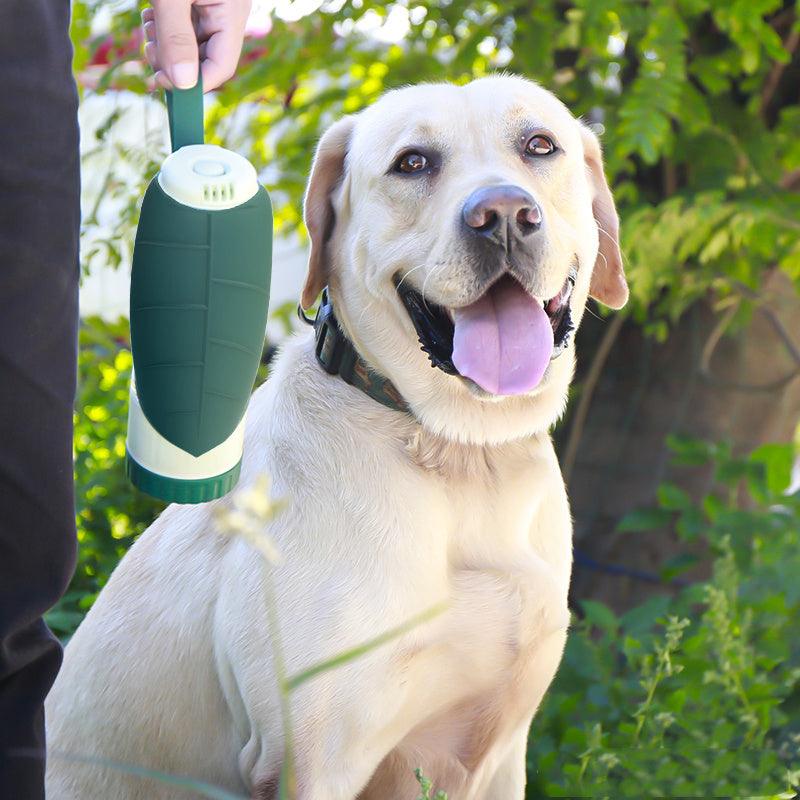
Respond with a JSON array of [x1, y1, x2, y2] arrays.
[[46, 75, 625, 800]]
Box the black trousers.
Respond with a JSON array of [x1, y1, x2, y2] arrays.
[[0, 1, 80, 797]]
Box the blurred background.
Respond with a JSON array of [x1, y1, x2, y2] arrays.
[[62, 1, 800, 796]]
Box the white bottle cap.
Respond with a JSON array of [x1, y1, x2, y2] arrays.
[[158, 143, 260, 211]]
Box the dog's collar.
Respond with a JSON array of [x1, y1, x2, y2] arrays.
[[300, 289, 410, 415]]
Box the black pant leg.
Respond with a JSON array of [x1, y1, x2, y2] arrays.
[[0, 0, 80, 796]]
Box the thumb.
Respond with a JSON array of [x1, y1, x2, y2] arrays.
[[151, 0, 200, 89]]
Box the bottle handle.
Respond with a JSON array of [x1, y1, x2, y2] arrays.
[[166, 76, 204, 152]]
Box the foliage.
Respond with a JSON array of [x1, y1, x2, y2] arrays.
[[78, 95, 163, 279], [231, 0, 800, 342], [414, 769, 448, 800], [46, 318, 165, 640], [72, 0, 800, 340], [526, 438, 800, 798]]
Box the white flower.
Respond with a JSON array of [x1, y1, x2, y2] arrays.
[[213, 473, 287, 565]]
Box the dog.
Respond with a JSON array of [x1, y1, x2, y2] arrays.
[[46, 74, 626, 799]]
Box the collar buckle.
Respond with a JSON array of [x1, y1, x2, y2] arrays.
[[313, 289, 358, 379]]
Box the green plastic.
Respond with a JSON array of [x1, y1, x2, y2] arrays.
[[126, 448, 242, 504], [166, 79, 204, 150], [129, 81, 273, 460], [130, 177, 272, 457]]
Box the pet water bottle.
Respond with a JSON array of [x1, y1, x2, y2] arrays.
[[125, 79, 273, 503]]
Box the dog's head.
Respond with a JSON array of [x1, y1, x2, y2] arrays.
[[301, 75, 626, 445]]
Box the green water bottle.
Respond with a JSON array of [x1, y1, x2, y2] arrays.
[[125, 79, 273, 504]]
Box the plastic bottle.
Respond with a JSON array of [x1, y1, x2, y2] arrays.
[[125, 79, 272, 503]]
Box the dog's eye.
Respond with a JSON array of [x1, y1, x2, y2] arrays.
[[525, 135, 556, 157], [394, 151, 429, 174]]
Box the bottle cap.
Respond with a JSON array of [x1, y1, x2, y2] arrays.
[[158, 144, 260, 210]]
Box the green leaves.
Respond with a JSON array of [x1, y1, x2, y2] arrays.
[[71, 0, 800, 337], [751, 442, 796, 495], [528, 438, 800, 798], [46, 318, 165, 641], [614, 4, 688, 165], [414, 768, 448, 800], [710, 0, 789, 74]]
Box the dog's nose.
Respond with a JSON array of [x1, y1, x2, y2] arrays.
[[462, 185, 542, 246]]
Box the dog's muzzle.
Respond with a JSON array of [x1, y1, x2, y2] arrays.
[[395, 269, 576, 388]]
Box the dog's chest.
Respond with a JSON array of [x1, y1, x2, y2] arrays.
[[368, 452, 571, 800], [385, 432, 572, 738], [404, 429, 571, 582]]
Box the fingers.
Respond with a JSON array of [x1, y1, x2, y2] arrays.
[[145, 0, 199, 89], [197, 3, 251, 90], [142, 1, 252, 92]]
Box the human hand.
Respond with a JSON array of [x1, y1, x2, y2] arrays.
[[142, 0, 252, 91]]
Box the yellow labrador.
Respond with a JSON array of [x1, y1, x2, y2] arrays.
[[46, 75, 626, 800]]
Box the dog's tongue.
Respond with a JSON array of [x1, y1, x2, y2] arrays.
[[452, 278, 554, 395]]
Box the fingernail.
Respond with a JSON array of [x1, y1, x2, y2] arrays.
[[171, 61, 198, 90]]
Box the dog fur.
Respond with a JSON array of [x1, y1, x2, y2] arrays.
[[46, 75, 626, 799]]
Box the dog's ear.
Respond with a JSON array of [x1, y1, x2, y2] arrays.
[[301, 116, 357, 310], [580, 125, 628, 310]]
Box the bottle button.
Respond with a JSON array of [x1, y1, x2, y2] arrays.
[[192, 159, 228, 177]]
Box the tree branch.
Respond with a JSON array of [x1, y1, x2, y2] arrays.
[[563, 312, 625, 486], [760, 21, 800, 118]]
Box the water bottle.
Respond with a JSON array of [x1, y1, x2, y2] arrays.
[[125, 79, 273, 504]]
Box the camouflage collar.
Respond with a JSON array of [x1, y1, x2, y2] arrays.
[[301, 289, 410, 415]]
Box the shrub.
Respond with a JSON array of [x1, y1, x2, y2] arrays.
[[45, 317, 165, 641], [527, 439, 800, 798]]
